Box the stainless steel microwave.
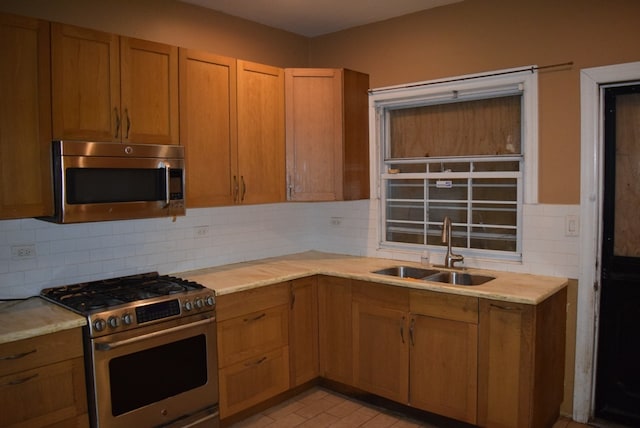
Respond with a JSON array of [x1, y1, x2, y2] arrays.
[[39, 141, 186, 224]]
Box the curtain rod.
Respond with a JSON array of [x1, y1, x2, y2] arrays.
[[368, 61, 574, 94]]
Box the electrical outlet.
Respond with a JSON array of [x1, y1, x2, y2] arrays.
[[11, 244, 36, 260], [565, 215, 579, 237], [194, 225, 210, 237], [330, 217, 343, 226]]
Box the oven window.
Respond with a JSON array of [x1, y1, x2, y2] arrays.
[[109, 334, 208, 416], [66, 168, 166, 204]]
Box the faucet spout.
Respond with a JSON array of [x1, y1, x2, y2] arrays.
[[441, 216, 464, 268]]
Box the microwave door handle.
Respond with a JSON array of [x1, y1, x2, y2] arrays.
[[163, 162, 171, 207]]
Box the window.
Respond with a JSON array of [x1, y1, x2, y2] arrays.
[[370, 67, 538, 261]]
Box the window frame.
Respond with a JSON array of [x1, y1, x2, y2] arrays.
[[369, 67, 539, 261]]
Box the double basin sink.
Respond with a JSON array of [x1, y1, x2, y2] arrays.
[[372, 265, 494, 286]]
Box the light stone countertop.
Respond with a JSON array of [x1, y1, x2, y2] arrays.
[[0, 297, 86, 345], [181, 251, 568, 304], [0, 251, 568, 345]]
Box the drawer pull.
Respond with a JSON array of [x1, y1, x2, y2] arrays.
[[490, 303, 521, 311], [244, 356, 267, 367], [243, 313, 266, 323], [3, 373, 38, 386], [0, 349, 36, 360]]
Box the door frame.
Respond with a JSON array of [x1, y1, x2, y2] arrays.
[[576, 61, 640, 422]]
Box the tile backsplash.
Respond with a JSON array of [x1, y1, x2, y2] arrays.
[[0, 200, 579, 299]]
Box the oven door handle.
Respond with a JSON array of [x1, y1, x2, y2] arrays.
[[94, 316, 214, 351]]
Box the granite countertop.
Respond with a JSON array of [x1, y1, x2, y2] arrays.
[[0, 297, 86, 345], [181, 251, 568, 304], [0, 251, 568, 345]]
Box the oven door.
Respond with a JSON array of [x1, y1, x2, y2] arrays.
[[90, 312, 218, 428]]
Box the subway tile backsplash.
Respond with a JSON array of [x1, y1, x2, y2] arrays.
[[0, 201, 579, 299]]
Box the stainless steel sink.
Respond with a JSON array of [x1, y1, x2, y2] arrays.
[[372, 266, 441, 279], [423, 271, 495, 286]]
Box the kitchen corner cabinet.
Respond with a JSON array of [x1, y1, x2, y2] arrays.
[[216, 282, 290, 419], [179, 49, 237, 207], [0, 13, 53, 219], [289, 276, 319, 387], [236, 60, 286, 204], [52, 23, 179, 144], [478, 288, 567, 428], [318, 276, 353, 384], [0, 328, 88, 427], [285, 68, 370, 201]]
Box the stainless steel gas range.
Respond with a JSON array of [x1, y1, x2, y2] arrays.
[[41, 272, 219, 428]]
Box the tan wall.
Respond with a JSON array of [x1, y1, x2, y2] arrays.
[[308, 0, 640, 204], [0, 0, 309, 68]]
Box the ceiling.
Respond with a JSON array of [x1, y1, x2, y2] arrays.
[[179, 0, 462, 37]]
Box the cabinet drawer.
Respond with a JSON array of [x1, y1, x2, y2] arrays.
[[219, 346, 290, 418], [0, 328, 83, 377], [216, 282, 289, 321], [0, 356, 88, 427], [218, 304, 288, 367], [410, 289, 478, 324]]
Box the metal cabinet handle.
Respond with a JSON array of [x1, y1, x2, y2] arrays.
[[114, 107, 121, 139], [125, 108, 131, 139], [243, 313, 266, 323], [409, 318, 415, 346], [3, 373, 38, 386], [490, 303, 521, 311], [233, 175, 239, 203], [0, 349, 36, 360], [400, 316, 405, 344], [244, 356, 267, 367], [240, 176, 246, 202]]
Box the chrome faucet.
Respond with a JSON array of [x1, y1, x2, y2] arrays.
[[441, 216, 464, 268]]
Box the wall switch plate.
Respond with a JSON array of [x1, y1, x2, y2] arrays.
[[565, 215, 579, 237], [194, 225, 210, 237]]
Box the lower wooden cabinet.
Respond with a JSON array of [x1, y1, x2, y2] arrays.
[[352, 280, 409, 403], [318, 276, 353, 384], [409, 290, 478, 424], [289, 277, 319, 387], [477, 288, 567, 428], [0, 328, 88, 428]]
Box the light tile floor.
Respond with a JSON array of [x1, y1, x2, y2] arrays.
[[228, 387, 594, 428]]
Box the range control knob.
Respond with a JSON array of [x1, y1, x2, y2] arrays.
[[194, 298, 204, 309], [107, 316, 120, 329], [205, 296, 215, 307], [122, 313, 133, 325], [184, 300, 193, 311], [94, 318, 106, 332]]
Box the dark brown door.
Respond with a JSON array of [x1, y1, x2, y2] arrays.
[[596, 83, 640, 425]]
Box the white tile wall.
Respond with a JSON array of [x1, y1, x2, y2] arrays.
[[0, 200, 580, 299]]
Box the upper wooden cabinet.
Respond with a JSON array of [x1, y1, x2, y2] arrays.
[[0, 13, 53, 219], [477, 288, 567, 428], [236, 60, 285, 204], [285, 68, 369, 201], [51, 23, 179, 144], [179, 49, 237, 207]]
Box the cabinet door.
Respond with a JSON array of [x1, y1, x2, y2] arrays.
[[409, 314, 477, 423], [0, 14, 52, 219], [353, 301, 409, 403], [51, 23, 120, 142], [179, 49, 237, 206], [318, 276, 352, 384], [289, 277, 319, 386], [285, 68, 343, 201], [120, 37, 179, 144], [478, 300, 534, 428], [236, 60, 285, 204], [218, 346, 290, 419]]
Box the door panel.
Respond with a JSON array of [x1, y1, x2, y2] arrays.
[[596, 84, 640, 425]]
